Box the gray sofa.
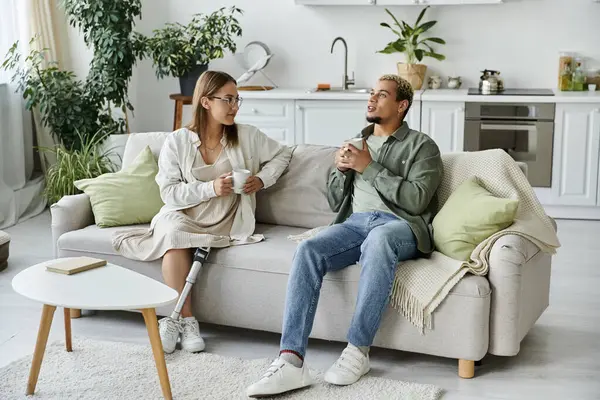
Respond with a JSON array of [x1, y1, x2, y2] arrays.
[[51, 131, 554, 378]]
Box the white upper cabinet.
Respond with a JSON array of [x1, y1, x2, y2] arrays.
[[395, 0, 503, 4], [295, 0, 375, 5], [296, 0, 502, 4]]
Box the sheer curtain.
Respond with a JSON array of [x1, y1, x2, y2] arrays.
[[0, 0, 47, 229]]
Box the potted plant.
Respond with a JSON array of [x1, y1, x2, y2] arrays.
[[1, 0, 145, 202], [377, 6, 446, 90], [138, 6, 243, 96], [2, 0, 146, 150], [39, 130, 117, 205]]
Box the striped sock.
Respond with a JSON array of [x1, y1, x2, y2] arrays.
[[279, 350, 303, 368]]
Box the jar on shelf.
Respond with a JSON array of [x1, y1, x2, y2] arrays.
[[572, 58, 586, 91], [558, 52, 574, 91]]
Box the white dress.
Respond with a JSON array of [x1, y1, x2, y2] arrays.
[[112, 149, 241, 261]]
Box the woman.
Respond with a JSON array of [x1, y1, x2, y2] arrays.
[[112, 71, 292, 354]]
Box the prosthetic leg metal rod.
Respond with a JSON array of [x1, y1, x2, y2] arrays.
[[169, 247, 211, 320]]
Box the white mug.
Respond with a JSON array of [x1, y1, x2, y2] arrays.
[[344, 138, 364, 151], [230, 168, 251, 194]]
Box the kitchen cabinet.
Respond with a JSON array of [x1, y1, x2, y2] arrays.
[[237, 97, 421, 148], [295, 0, 375, 4], [420, 101, 465, 153], [295, 100, 368, 146], [235, 99, 295, 145], [395, 0, 503, 4], [296, 0, 502, 4], [550, 104, 600, 206]]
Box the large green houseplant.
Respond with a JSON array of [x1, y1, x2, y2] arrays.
[[1, 0, 145, 150], [378, 6, 446, 90], [1, 0, 145, 203], [138, 6, 243, 96]]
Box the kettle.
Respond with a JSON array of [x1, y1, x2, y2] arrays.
[[479, 70, 504, 94]]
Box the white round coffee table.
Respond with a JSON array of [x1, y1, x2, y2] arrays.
[[12, 258, 178, 399]]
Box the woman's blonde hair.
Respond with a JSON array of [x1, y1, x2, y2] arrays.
[[186, 70, 239, 147]]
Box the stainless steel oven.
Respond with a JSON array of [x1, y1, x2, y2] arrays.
[[464, 102, 555, 187]]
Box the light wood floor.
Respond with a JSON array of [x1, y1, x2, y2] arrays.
[[1, 211, 599, 399]]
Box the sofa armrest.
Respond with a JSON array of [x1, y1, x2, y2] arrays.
[[50, 194, 94, 257], [487, 234, 545, 356]]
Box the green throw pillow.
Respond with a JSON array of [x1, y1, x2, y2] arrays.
[[74, 146, 164, 228], [432, 176, 518, 261]]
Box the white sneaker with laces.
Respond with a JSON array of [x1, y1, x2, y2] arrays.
[[324, 344, 370, 386], [180, 317, 205, 353], [158, 317, 181, 354], [246, 357, 314, 398]]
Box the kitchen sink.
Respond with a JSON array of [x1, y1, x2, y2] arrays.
[[307, 87, 371, 94]]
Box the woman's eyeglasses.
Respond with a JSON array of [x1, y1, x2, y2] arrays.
[[210, 96, 243, 108]]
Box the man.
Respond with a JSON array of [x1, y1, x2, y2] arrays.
[[246, 74, 444, 397]]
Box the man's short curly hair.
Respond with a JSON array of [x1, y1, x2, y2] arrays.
[[379, 74, 413, 113]]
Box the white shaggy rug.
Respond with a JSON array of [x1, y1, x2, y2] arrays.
[[0, 337, 444, 400]]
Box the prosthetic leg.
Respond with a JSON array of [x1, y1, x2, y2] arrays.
[[169, 247, 211, 320]]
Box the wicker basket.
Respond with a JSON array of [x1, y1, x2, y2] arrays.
[[0, 230, 10, 272], [397, 63, 428, 90]]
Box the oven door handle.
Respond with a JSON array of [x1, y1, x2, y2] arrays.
[[480, 123, 537, 131]]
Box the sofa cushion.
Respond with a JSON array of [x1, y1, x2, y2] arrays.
[[433, 175, 519, 261], [57, 223, 489, 298], [74, 146, 165, 228], [121, 131, 169, 170], [256, 144, 338, 229]]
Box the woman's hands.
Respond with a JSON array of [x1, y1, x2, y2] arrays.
[[243, 176, 264, 194], [213, 173, 264, 196], [213, 173, 233, 197]]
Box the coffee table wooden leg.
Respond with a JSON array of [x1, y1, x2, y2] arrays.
[[64, 308, 72, 352], [27, 304, 56, 395], [70, 308, 82, 319], [142, 308, 172, 400]]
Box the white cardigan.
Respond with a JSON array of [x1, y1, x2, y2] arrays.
[[152, 124, 292, 243]]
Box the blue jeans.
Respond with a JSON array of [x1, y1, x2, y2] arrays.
[[280, 211, 418, 357]]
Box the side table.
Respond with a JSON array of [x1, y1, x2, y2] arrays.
[[169, 94, 192, 131]]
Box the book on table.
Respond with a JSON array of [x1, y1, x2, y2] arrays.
[[46, 256, 107, 275]]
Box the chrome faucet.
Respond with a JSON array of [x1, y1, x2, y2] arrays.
[[330, 37, 355, 90]]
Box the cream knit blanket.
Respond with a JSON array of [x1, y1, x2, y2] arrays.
[[289, 149, 561, 333]]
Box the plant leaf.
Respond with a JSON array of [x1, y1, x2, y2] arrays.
[[415, 6, 429, 27], [414, 49, 424, 62], [424, 52, 446, 61], [377, 42, 400, 54], [380, 22, 401, 37], [420, 37, 446, 45], [385, 8, 404, 31], [414, 21, 437, 36]]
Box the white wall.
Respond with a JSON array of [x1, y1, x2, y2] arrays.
[[63, 0, 600, 133]]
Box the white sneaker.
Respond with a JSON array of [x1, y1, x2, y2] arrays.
[[324, 344, 370, 386], [158, 317, 181, 354], [180, 317, 205, 353], [246, 358, 314, 398]]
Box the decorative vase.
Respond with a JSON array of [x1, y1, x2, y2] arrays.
[[179, 64, 208, 97], [397, 63, 427, 90]]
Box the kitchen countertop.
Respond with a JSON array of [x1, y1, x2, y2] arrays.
[[238, 87, 600, 103], [420, 88, 600, 103]]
